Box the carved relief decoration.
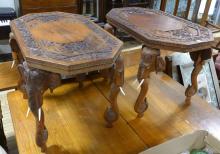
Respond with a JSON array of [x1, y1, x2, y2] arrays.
[[107, 7, 214, 51], [10, 12, 123, 74]]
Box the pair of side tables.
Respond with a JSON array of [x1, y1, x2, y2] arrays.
[[9, 8, 214, 152]]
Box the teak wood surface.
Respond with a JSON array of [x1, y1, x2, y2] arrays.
[[106, 7, 214, 52], [10, 12, 123, 75], [0, 61, 19, 91], [7, 65, 220, 154]]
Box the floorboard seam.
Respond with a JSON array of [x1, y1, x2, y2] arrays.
[[91, 79, 148, 148]]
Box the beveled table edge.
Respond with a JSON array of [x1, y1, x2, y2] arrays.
[[106, 8, 214, 52]]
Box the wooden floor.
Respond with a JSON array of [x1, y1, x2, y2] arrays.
[[0, 61, 19, 154], [0, 61, 19, 91], [6, 64, 220, 154]]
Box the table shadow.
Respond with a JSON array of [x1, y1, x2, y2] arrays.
[[46, 145, 77, 154]]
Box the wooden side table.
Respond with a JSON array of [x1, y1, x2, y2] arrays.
[[10, 12, 123, 152], [106, 7, 214, 117]]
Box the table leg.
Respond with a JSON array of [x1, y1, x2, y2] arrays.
[[104, 55, 124, 127], [104, 23, 116, 35], [17, 62, 61, 152], [9, 33, 26, 98], [185, 49, 212, 104], [9, 33, 24, 64], [76, 74, 86, 88], [134, 46, 164, 118], [164, 56, 173, 78]]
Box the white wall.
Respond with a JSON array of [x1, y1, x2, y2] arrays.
[[199, 0, 217, 15], [0, 0, 15, 8]]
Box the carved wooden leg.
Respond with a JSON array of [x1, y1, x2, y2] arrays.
[[100, 68, 114, 83], [104, 55, 124, 127], [17, 65, 28, 99], [75, 74, 86, 89], [185, 49, 212, 104], [134, 46, 165, 118], [104, 23, 116, 35], [9, 33, 26, 97], [18, 62, 61, 152], [9, 33, 24, 64], [164, 56, 173, 78]]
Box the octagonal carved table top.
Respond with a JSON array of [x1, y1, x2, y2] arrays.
[[10, 12, 123, 75], [106, 7, 214, 52]]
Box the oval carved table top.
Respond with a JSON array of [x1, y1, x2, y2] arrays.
[[106, 7, 214, 52], [10, 12, 123, 75]]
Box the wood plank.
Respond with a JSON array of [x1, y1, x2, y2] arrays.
[[191, 0, 202, 22], [22, 6, 79, 15], [200, 0, 212, 26], [7, 81, 146, 154], [173, 0, 179, 16], [18, 0, 81, 15], [184, 0, 192, 19], [0, 61, 19, 91], [160, 0, 167, 11], [21, 0, 78, 8], [93, 65, 220, 147]]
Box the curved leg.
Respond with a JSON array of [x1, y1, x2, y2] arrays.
[[100, 68, 114, 83], [104, 55, 124, 127], [9, 33, 24, 64], [17, 64, 28, 99], [104, 23, 116, 35], [185, 49, 212, 104], [9, 33, 26, 97], [134, 46, 164, 118], [164, 56, 173, 78], [18, 62, 61, 152], [75, 74, 86, 89]]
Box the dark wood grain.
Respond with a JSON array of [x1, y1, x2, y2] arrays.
[[185, 49, 212, 103], [20, 0, 78, 8], [173, 0, 179, 16], [160, 0, 167, 11], [21, 6, 79, 15], [106, 7, 214, 52], [17, 0, 81, 15]]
